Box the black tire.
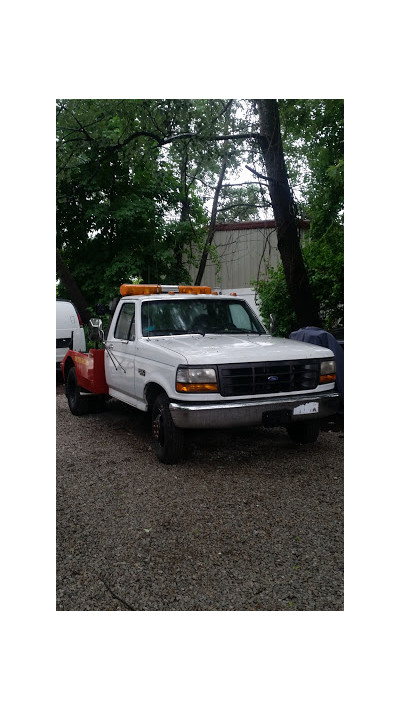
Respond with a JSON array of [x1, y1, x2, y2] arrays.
[[151, 393, 185, 464], [287, 420, 320, 444], [65, 366, 89, 416], [88, 395, 107, 413]]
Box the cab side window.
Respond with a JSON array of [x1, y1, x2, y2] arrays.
[[114, 303, 136, 341]]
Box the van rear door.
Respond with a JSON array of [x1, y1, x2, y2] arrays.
[[56, 300, 86, 368]]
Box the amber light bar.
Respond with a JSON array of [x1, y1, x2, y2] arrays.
[[120, 284, 214, 296], [178, 286, 212, 294], [120, 284, 162, 296]]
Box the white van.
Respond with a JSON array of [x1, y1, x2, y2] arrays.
[[56, 300, 86, 370]]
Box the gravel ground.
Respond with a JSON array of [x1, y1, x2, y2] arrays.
[[56, 381, 344, 611]]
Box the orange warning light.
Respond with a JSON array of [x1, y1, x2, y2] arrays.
[[178, 286, 212, 294], [120, 284, 162, 296]]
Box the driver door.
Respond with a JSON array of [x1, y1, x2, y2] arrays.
[[105, 301, 137, 402]]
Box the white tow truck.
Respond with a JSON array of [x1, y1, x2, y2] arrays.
[[61, 284, 340, 463]]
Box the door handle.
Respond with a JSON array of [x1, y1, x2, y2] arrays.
[[106, 343, 114, 350]]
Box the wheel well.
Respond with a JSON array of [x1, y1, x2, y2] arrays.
[[145, 383, 166, 411], [63, 356, 75, 383]]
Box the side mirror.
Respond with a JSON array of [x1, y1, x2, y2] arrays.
[[88, 318, 104, 342]]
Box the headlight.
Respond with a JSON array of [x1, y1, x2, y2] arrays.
[[176, 366, 219, 393], [320, 359, 336, 384]]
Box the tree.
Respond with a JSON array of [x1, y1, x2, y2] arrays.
[[279, 99, 344, 237], [255, 100, 344, 335], [166, 99, 260, 281], [56, 99, 258, 307], [194, 102, 233, 285], [56, 100, 198, 309], [255, 99, 321, 327], [56, 248, 92, 324], [56, 99, 343, 331], [195, 151, 228, 285]]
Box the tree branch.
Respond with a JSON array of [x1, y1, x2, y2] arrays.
[[221, 180, 268, 188], [70, 111, 95, 142], [109, 129, 259, 154], [162, 131, 259, 146], [217, 202, 268, 213], [245, 164, 274, 182], [218, 99, 234, 118]]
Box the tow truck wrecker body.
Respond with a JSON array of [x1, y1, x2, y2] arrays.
[[62, 284, 340, 463]]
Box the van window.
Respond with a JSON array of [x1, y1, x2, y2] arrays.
[[114, 303, 136, 340]]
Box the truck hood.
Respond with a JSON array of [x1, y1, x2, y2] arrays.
[[143, 333, 334, 364]]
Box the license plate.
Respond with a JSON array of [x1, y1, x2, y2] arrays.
[[293, 402, 319, 416]]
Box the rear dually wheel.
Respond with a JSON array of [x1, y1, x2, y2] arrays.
[[65, 366, 89, 416]]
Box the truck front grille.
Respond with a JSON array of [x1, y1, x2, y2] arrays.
[[217, 360, 320, 397]]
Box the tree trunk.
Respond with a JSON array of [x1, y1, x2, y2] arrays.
[[195, 104, 233, 287], [256, 100, 321, 328], [175, 153, 191, 273], [56, 249, 92, 324], [195, 154, 228, 286]]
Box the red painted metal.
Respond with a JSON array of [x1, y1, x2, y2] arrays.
[[62, 349, 109, 394]]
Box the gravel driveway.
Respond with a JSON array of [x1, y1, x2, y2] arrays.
[[56, 382, 344, 611]]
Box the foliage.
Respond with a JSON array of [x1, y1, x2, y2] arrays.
[[57, 99, 343, 328], [256, 266, 294, 337], [279, 99, 344, 233], [56, 99, 260, 308], [256, 226, 344, 337], [256, 100, 344, 334], [217, 181, 265, 222], [57, 100, 205, 306]]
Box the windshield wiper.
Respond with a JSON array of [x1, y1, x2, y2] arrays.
[[232, 329, 263, 335], [186, 329, 206, 336]]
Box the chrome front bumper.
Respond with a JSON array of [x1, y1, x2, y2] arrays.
[[169, 391, 340, 429]]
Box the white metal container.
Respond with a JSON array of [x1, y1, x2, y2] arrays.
[[56, 300, 86, 368]]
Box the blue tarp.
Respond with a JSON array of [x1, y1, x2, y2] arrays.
[[289, 326, 344, 407]]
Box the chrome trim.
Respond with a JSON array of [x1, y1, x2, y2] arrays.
[[169, 392, 340, 429]]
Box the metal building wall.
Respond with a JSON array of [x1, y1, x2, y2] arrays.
[[187, 223, 280, 289], [186, 220, 310, 289]]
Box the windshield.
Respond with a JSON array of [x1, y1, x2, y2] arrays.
[[141, 298, 265, 337]]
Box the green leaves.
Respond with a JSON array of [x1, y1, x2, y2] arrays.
[[256, 226, 344, 337], [57, 99, 198, 304], [56, 99, 343, 328]]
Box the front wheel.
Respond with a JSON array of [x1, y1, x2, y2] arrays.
[[65, 366, 88, 416], [287, 420, 320, 444], [151, 393, 185, 464]]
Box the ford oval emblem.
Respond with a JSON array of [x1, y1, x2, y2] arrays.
[[268, 375, 279, 382]]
